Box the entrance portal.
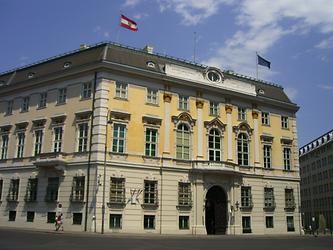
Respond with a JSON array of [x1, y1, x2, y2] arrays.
[[205, 186, 227, 234]]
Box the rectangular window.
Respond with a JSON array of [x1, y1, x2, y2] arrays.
[[176, 125, 190, 160], [266, 216, 274, 228], [34, 130, 43, 156], [71, 176, 85, 202], [6, 100, 13, 115], [21, 97, 29, 112], [110, 178, 125, 204], [0, 179, 3, 200], [112, 124, 126, 153], [57, 88, 67, 104], [77, 123, 88, 152], [115, 82, 128, 99], [145, 128, 157, 157], [209, 102, 219, 116], [144, 215, 155, 229], [281, 116, 289, 129], [81, 82, 92, 99], [38, 92, 47, 108], [287, 216, 295, 231], [25, 178, 38, 202], [283, 148, 291, 170], [147, 89, 158, 104], [241, 186, 252, 208], [1, 134, 9, 160], [263, 145, 272, 168], [45, 177, 59, 202], [9, 211, 16, 221], [178, 96, 189, 110], [110, 214, 122, 229], [144, 180, 158, 205], [27, 211, 35, 222], [16, 132, 25, 158], [261, 112, 270, 125], [285, 189, 295, 209], [47, 212, 56, 223], [179, 216, 190, 229], [178, 182, 191, 206], [53, 127, 63, 153], [8, 179, 19, 201], [264, 187, 275, 209], [242, 216, 251, 233], [238, 107, 246, 120], [73, 213, 83, 225]]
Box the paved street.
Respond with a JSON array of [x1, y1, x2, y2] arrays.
[[0, 227, 332, 250]]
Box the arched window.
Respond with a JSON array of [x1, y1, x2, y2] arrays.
[[238, 133, 249, 166], [176, 123, 190, 160], [208, 128, 222, 161]]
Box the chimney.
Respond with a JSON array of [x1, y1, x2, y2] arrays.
[[80, 44, 90, 50], [143, 45, 154, 54]]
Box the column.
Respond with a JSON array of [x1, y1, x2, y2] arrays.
[[252, 111, 260, 166], [196, 100, 204, 159], [163, 93, 172, 156], [225, 105, 233, 162]]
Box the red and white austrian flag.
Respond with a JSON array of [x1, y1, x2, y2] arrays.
[[120, 15, 138, 31]]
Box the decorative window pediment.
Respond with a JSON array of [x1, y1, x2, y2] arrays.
[[261, 134, 274, 143], [142, 115, 162, 126], [281, 137, 293, 145], [172, 112, 196, 127], [204, 117, 225, 131], [110, 109, 131, 122], [233, 122, 253, 136]]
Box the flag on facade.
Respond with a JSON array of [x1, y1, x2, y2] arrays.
[[257, 54, 271, 69], [120, 15, 138, 31]]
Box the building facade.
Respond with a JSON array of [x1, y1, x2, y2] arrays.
[[0, 42, 300, 235], [299, 130, 333, 231]]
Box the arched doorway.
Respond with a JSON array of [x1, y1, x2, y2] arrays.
[[205, 186, 228, 235]]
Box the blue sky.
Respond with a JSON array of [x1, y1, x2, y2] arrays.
[[1, 0, 333, 147]]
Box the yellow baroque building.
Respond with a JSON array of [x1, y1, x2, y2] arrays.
[[0, 42, 300, 235]]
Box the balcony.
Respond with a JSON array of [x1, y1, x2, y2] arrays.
[[192, 161, 240, 174], [33, 152, 67, 176]]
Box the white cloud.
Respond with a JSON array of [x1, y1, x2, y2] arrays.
[[134, 13, 149, 20], [317, 84, 333, 90], [123, 0, 141, 7], [103, 32, 110, 38], [315, 36, 333, 49], [284, 87, 298, 101]]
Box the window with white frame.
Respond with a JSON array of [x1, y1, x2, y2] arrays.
[[16, 132, 25, 158], [71, 176, 85, 202], [178, 182, 191, 206], [45, 177, 59, 202], [209, 102, 219, 116], [264, 187, 275, 209], [147, 89, 158, 104], [7, 179, 19, 201], [115, 82, 128, 99], [109, 177, 125, 204], [241, 186, 252, 208], [263, 145, 272, 168], [281, 116, 289, 129], [6, 100, 13, 115], [112, 123, 126, 153], [77, 123, 88, 152], [38, 92, 47, 108], [57, 88, 67, 104], [285, 188, 295, 209], [25, 178, 38, 202], [34, 130, 43, 156], [21, 97, 29, 112], [176, 123, 190, 160], [208, 128, 222, 161], [237, 133, 249, 166], [53, 127, 63, 153], [178, 96, 189, 110], [144, 180, 158, 205], [283, 147, 291, 170], [1, 134, 9, 160], [145, 128, 157, 157], [81, 82, 92, 99], [238, 107, 246, 120], [261, 112, 270, 125]]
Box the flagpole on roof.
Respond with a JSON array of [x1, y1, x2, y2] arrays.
[[116, 11, 122, 43], [256, 51, 258, 79]]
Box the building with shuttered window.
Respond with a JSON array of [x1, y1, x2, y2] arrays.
[[0, 42, 300, 234]]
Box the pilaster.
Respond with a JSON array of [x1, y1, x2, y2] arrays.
[[225, 105, 233, 162], [252, 110, 260, 166], [196, 100, 204, 159], [163, 93, 172, 157]]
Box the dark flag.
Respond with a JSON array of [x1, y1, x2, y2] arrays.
[[257, 54, 271, 69]]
